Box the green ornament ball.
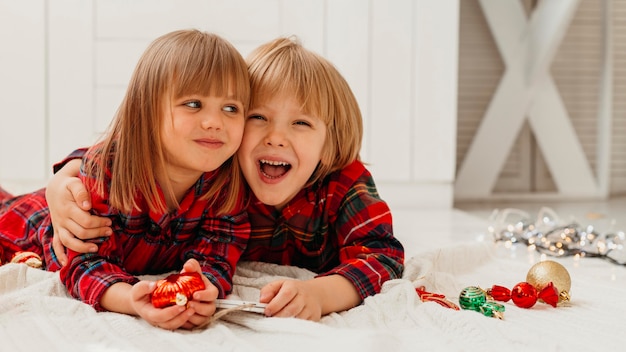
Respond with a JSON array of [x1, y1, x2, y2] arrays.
[[459, 286, 486, 312]]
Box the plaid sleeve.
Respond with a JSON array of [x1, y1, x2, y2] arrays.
[[318, 167, 405, 300], [61, 249, 139, 312], [58, 160, 138, 312], [52, 147, 88, 174], [188, 208, 250, 298]]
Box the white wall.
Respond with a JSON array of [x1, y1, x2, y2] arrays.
[[0, 0, 459, 211]]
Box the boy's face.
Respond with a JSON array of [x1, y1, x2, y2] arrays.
[[238, 94, 327, 210]]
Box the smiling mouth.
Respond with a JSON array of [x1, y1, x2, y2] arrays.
[[259, 159, 291, 179]]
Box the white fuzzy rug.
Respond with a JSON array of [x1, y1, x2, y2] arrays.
[[1, 241, 624, 352]]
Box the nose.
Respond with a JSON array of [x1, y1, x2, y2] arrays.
[[201, 110, 223, 130], [264, 125, 287, 147]]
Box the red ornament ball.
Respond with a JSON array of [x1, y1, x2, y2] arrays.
[[510, 282, 538, 308], [151, 272, 206, 308]]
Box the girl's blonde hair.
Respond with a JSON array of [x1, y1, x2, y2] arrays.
[[86, 29, 250, 214], [246, 36, 362, 186]]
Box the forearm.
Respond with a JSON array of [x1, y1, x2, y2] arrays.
[[100, 282, 137, 315], [56, 158, 81, 177], [308, 275, 361, 315], [47, 159, 81, 199]]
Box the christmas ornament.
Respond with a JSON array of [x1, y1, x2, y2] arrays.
[[459, 286, 505, 319], [415, 286, 460, 310], [510, 282, 538, 308], [526, 260, 571, 302], [151, 272, 205, 308], [486, 282, 559, 308], [11, 251, 43, 269]]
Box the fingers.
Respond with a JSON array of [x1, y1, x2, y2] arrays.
[[51, 233, 68, 266], [184, 301, 217, 329], [153, 306, 195, 330], [60, 227, 99, 253], [181, 258, 201, 274], [134, 278, 218, 330], [260, 280, 301, 317], [181, 259, 219, 301], [67, 177, 92, 210], [66, 209, 112, 240], [193, 284, 219, 301], [178, 261, 219, 328], [133, 281, 192, 330], [259, 280, 282, 303], [266, 291, 304, 318], [260, 280, 322, 321]]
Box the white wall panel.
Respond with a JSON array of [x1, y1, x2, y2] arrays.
[[96, 41, 148, 87], [280, 0, 325, 53], [326, 0, 370, 160], [413, 0, 458, 182], [96, 0, 281, 43], [48, 0, 97, 171], [370, 0, 413, 182], [0, 0, 46, 186], [0, 0, 460, 209], [95, 87, 125, 134]]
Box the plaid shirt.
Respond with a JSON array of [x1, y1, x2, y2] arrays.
[[241, 160, 405, 300], [0, 187, 60, 269], [51, 151, 404, 301], [57, 148, 250, 311]]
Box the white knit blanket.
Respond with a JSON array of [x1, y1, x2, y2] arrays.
[[1, 242, 624, 352]]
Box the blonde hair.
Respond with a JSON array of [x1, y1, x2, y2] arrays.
[[246, 36, 362, 186], [86, 29, 250, 214]]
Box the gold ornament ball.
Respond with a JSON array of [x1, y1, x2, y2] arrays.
[[526, 260, 571, 302]]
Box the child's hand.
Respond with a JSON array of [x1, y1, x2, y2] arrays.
[[259, 279, 323, 321], [46, 159, 113, 265], [130, 281, 195, 330], [179, 259, 220, 329]]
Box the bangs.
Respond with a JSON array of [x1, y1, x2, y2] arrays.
[[168, 33, 249, 106], [249, 46, 331, 124]]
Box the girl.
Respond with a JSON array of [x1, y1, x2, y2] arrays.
[[46, 37, 405, 322], [0, 29, 251, 330]]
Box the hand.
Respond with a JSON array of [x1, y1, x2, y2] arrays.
[[46, 159, 113, 265], [179, 259, 219, 329], [130, 281, 196, 330], [259, 279, 323, 321]]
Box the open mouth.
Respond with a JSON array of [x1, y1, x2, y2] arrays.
[[259, 159, 291, 179]]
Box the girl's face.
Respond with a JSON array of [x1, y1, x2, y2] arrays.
[[161, 92, 245, 186], [238, 94, 327, 210]]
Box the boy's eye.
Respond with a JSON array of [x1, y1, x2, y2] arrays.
[[247, 114, 266, 121], [184, 101, 201, 108]]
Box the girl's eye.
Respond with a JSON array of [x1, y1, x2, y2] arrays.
[[223, 105, 239, 113], [184, 101, 201, 109], [294, 120, 312, 127]]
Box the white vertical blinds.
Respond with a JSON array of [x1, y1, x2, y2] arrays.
[[456, 0, 626, 199]]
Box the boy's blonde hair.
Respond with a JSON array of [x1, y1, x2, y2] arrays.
[[86, 29, 250, 214], [246, 37, 362, 186]]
